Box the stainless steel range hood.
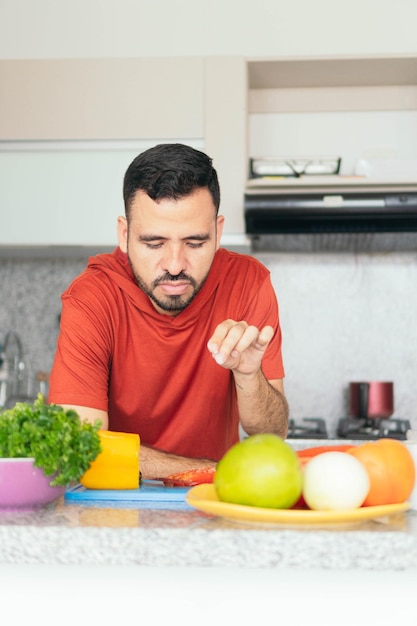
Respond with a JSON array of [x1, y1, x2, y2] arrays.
[[244, 178, 417, 252]]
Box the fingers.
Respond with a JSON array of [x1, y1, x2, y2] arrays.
[[256, 325, 274, 348], [207, 320, 274, 366]]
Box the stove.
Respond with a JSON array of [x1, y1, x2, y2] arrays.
[[287, 418, 328, 439], [336, 417, 411, 441], [287, 417, 411, 441]]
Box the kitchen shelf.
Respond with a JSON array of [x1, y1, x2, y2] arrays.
[[248, 55, 417, 89], [248, 55, 417, 114]]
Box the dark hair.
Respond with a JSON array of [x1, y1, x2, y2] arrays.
[[123, 143, 221, 219]]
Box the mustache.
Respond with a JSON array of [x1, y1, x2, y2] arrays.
[[153, 272, 196, 287]]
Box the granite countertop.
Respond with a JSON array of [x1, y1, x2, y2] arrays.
[[0, 492, 416, 570], [1, 438, 415, 571]]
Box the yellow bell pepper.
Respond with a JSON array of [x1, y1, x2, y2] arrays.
[[80, 430, 140, 490]]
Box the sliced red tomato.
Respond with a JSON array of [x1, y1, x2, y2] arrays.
[[162, 467, 216, 487]]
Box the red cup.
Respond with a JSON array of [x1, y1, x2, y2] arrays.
[[350, 381, 394, 419]]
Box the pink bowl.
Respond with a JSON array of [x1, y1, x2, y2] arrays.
[[0, 458, 65, 510]]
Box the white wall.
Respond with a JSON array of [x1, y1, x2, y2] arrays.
[[250, 111, 417, 176], [1, 0, 417, 59]]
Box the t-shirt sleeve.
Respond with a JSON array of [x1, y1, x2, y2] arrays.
[[48, 280, 113, 411]]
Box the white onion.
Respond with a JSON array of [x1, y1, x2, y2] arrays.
[[303, 451, 370, 511]]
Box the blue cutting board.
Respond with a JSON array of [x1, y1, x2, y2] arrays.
[[65, 480, 193, 510]]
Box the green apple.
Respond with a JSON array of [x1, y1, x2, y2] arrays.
[[214, 433, 303, 509]]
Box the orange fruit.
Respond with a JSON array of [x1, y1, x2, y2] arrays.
[[348, 438, 416, 506]]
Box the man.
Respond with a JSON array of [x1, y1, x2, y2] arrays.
[[49, 143, 288, 479]]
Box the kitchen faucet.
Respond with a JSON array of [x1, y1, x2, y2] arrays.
[[3, 330, 25, 376], [2, 331, 28, 403]]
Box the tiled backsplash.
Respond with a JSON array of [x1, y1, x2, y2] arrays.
[[1, 248, 417, 433], [259, 251, 417, 434], [0, 254, 89, 397]]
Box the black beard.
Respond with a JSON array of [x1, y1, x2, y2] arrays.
[[128, 261, 200, 313]]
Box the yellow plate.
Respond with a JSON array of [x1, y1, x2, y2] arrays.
[[186, 484, 411, 527]]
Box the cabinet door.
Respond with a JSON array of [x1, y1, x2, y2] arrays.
[[0, 57, 204, 140], [0, 57, 205, 246], [0, 141, 204, 247]]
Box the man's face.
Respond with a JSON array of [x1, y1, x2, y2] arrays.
[[117, 188, 224, 316]]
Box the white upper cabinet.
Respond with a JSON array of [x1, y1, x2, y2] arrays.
[[0, 56, 248, 247], [0, 58, 205, 247], [0, 57, 205, 140], [2, 54, 417, 248]]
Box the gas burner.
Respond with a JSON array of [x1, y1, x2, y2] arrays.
[[336, 417, 411, 441], [287, 417, 328, 439]]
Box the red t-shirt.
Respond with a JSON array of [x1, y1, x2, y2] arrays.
[[49, 247, 285, 460]]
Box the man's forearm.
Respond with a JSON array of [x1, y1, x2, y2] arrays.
[[233, 370, 289, 438], [139, 444, 217, 480]]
